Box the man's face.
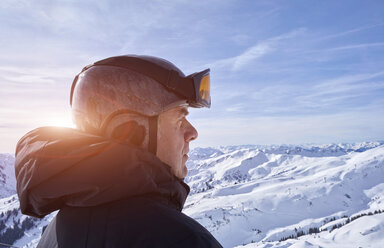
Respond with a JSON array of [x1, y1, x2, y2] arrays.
[[156, 106, 198, 179]]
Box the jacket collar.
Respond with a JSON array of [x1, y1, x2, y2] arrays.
[[15, 127, 190, 217]]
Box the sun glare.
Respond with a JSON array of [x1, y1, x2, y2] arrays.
[[46, 115, 76, 128]]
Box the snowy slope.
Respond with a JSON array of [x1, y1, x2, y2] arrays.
[[0, 153, 54, 247], [1, 142, 384, 247], [0, 153, 16, 198], [243, 212, 384, 248], [0, 194, 54, 248], [184, 143, 384, 247]]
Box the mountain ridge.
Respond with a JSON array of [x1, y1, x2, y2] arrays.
[[1, 142, 384, 247]]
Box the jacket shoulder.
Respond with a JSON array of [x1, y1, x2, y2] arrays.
[[105, 197, 223, 247]]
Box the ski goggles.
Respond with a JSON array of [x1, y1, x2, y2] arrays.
[[177, 68, 211, 108], [84, 56, 211, 108]]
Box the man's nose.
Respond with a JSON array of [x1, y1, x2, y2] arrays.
[[184, 120, 198, 142]]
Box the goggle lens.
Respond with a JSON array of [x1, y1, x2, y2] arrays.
[[199, 74, 211, 104]]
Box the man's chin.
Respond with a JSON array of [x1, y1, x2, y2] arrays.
[[180, 170, 188, 180], [179, 161, 188, 179], [174, 168, 187, 179]]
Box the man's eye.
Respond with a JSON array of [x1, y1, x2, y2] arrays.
[[177, 118, 186, 127]]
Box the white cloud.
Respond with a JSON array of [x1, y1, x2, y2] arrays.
[[191, 108, 384, 148], [225, 104, 244, 112], [208, 28, 306, 71], [319, 23, 384, 41], [0, 65, 76, 84], [295, 71, 384, 107], [315, 71, 384, 87], [206, 42, 272, 71], [232, 43, 272, 71], [327, 42, 384, 51], [244, 70, 384, 114]]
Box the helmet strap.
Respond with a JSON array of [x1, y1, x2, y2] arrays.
[[110, 121, 145, 147], [148, 115, 158, 155]]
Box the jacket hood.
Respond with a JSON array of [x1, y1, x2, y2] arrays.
[[15, 127, 190, 218]]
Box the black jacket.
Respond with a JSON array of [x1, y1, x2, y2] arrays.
[[15, 127, 222, 248]]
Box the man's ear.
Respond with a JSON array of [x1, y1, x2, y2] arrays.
[[111, 121, 145, 146]]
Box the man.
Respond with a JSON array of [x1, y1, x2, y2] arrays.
[[15, 55, 222, 247]]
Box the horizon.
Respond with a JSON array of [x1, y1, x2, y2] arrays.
[[1, 0, 384, 153], [2, 140, 384, 155]]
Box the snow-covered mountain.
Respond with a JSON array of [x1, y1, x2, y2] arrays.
[[0, 195, 54, 248], [0, 154, 55, 248], [1, 142, 384, 247], [0, 153, 16, 198], [184, 142, 384, 247]]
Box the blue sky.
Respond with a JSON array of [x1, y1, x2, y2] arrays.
[[1, 0, 384, 152]]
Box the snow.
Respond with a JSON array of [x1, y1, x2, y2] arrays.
[[0, 153, 16, 198], [0, 193, 55, 248], [0, 194, 19, 213], [184, 143, 384, 247], [1, 141, 384, 247], [243, 213, 384, 248]]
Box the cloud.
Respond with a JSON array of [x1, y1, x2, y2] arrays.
[[0, 65, 75, 113], [294, 71, 384, 110], [310, 71, 384, 97], [0, 1, 194, 65], [212, 70, 384, 117], [314, 71, 384, 87], [191, 107, 384, 148], [318, 23, 384, 41], [232, 43, 272, 71], [326, 42, 384, 51], [208, 28, 306, 71], [205, 42, 271, 71], [225, 104, 244, 112], [0, 65, 76, 85]]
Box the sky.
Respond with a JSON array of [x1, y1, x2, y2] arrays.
[[1, 0, 384, 153]]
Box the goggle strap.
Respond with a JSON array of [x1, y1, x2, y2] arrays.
[[93, 57, 195, 101], [71, 56, 205, 107], [166, 70, 181, 91]]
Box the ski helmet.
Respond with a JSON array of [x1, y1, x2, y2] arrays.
[[70, 55, 211, 153]]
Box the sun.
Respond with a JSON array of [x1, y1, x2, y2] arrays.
[[47, 117, 76, 128], [45, 111, 76, 128]]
